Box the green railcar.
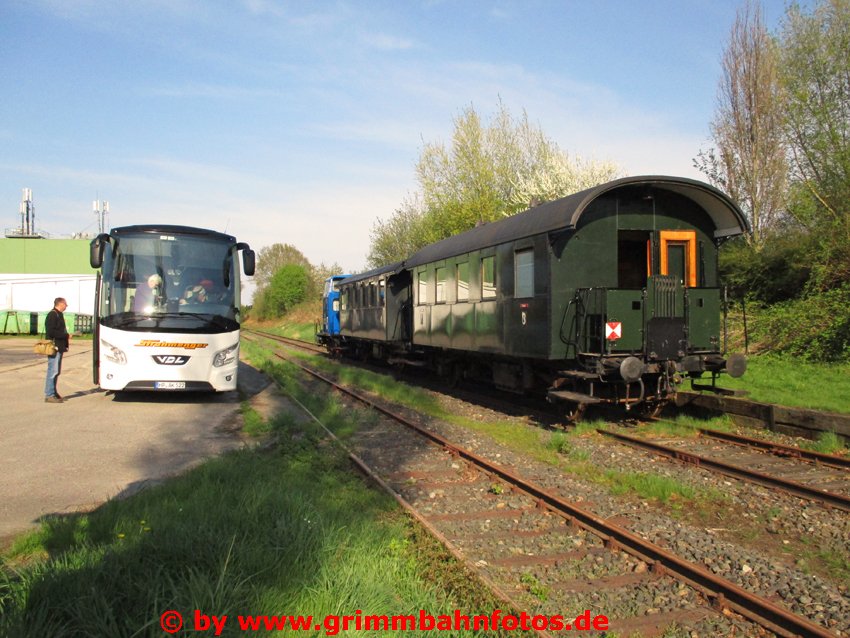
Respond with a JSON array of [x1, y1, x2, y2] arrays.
[[336, 176, 748, 418]]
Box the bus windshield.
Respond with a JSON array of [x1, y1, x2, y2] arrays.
[[99, 231, 240, 333]]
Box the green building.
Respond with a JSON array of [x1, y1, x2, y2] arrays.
[[0, 238, 95, 334]]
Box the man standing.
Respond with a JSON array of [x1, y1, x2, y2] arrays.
[[44, 297, 70, 403]]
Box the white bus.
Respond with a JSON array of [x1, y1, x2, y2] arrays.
[[89, 225, 255, 392]]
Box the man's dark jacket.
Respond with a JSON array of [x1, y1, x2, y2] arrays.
[[45, 308, 69, 353]]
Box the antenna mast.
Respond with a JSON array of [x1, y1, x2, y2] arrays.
[[93, 199, 110, 234], [20, 188, 34, 235]]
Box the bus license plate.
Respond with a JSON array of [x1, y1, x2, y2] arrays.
[[155, 381, 186, 390]]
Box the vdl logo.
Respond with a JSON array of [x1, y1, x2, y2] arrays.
[[153, 355, 190, 366]]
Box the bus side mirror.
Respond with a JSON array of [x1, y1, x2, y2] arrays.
[[242, 248, 255, 276], [90, 234, 109, 268]]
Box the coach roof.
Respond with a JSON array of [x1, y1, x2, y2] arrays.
[[403, 175, 748, 269], [338, 261, 404, 286]]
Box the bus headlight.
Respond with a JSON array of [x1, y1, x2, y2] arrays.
[[101, 339, 127, 365], [213, 344, 238, 367]]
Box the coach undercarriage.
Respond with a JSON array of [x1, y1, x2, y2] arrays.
[[328, 335, 743, 421]]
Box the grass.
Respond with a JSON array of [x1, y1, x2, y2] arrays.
[[786, 534, 850, 583], [275, 319, 318, 341], [712, 355, 850, 414], [1, 446, 479, 636], [238, 402, 269, 436], [1, 354, 521, 637], [800, 431, 848, 455], [518, 572, 549, 602], [247, 318, 318, 343], [604, 471, 696, 503]]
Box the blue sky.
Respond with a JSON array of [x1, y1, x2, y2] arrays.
[[1, 0, 794, 279]]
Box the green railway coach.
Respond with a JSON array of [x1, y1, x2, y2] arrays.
[[336, 176, 748, 418]]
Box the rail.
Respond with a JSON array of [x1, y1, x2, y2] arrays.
[[599, 429, 850, 512]]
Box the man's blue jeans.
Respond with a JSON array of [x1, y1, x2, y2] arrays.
[[44, 351, 63, 397]]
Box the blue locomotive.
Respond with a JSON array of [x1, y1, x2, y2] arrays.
[[319, 176, 747, 418]]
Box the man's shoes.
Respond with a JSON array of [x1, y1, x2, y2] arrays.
[[44, 395, 64, 403]]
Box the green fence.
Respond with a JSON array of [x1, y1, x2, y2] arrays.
[[0, 311, 93, 335]]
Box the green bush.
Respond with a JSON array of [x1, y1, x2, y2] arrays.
[[744, 285, 850, 361], [255, 264, 310, 319], [719, 234, 812, 304]]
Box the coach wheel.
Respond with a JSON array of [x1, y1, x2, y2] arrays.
[[443, 362, 462, 389], [635, 400, 666, 419]]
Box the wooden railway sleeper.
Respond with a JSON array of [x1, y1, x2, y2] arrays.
[[674, 450, 701, 466], [603, 537, 621, 552], [711, 592, 729, 613]]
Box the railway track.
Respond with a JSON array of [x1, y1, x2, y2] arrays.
[[599, 426, 850, 513], [245, 329, 850, 512], [245, 331, 840, 637]]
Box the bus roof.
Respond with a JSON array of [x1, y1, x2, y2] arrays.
[[110, 225, 236, 243]]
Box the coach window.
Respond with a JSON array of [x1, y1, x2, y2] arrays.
[[436, 267, 447, 303], [370, 282, 377, 307], [379, 279, 385, 307], [417, 271, 428, 305], [456, 262, 469, 302], [341, 289, 348, 311], [515, 249, 534, 298], [482, 256, 496, 299]]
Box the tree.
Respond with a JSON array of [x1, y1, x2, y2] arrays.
[[367, 195, 427, 268], [695, 0, 787, 249], [778, 0, 850, 287], [508, 146, 622, 212], [417, 101, 620, 232], [311, 260, 345, 294], [260, 264, 310, 317], [368, 101, 620, 266], [253, 243, 311, 291]]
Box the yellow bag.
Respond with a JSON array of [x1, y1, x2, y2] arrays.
[[33, 339, 57, 356]]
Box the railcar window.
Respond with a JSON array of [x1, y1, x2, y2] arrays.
[[436, 267, 447, 303], [418, 271, 428, 305], [379, 279, 386, 307], [341, 289, 348, 311], [515, 249, 534, 298], [482, 256, 496, 299], [457, 262, 469, 302], [369, 282, 377, 307]]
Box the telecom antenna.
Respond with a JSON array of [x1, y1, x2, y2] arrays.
[[93, 199, 110, 234], [20, 188, 34, 236]]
